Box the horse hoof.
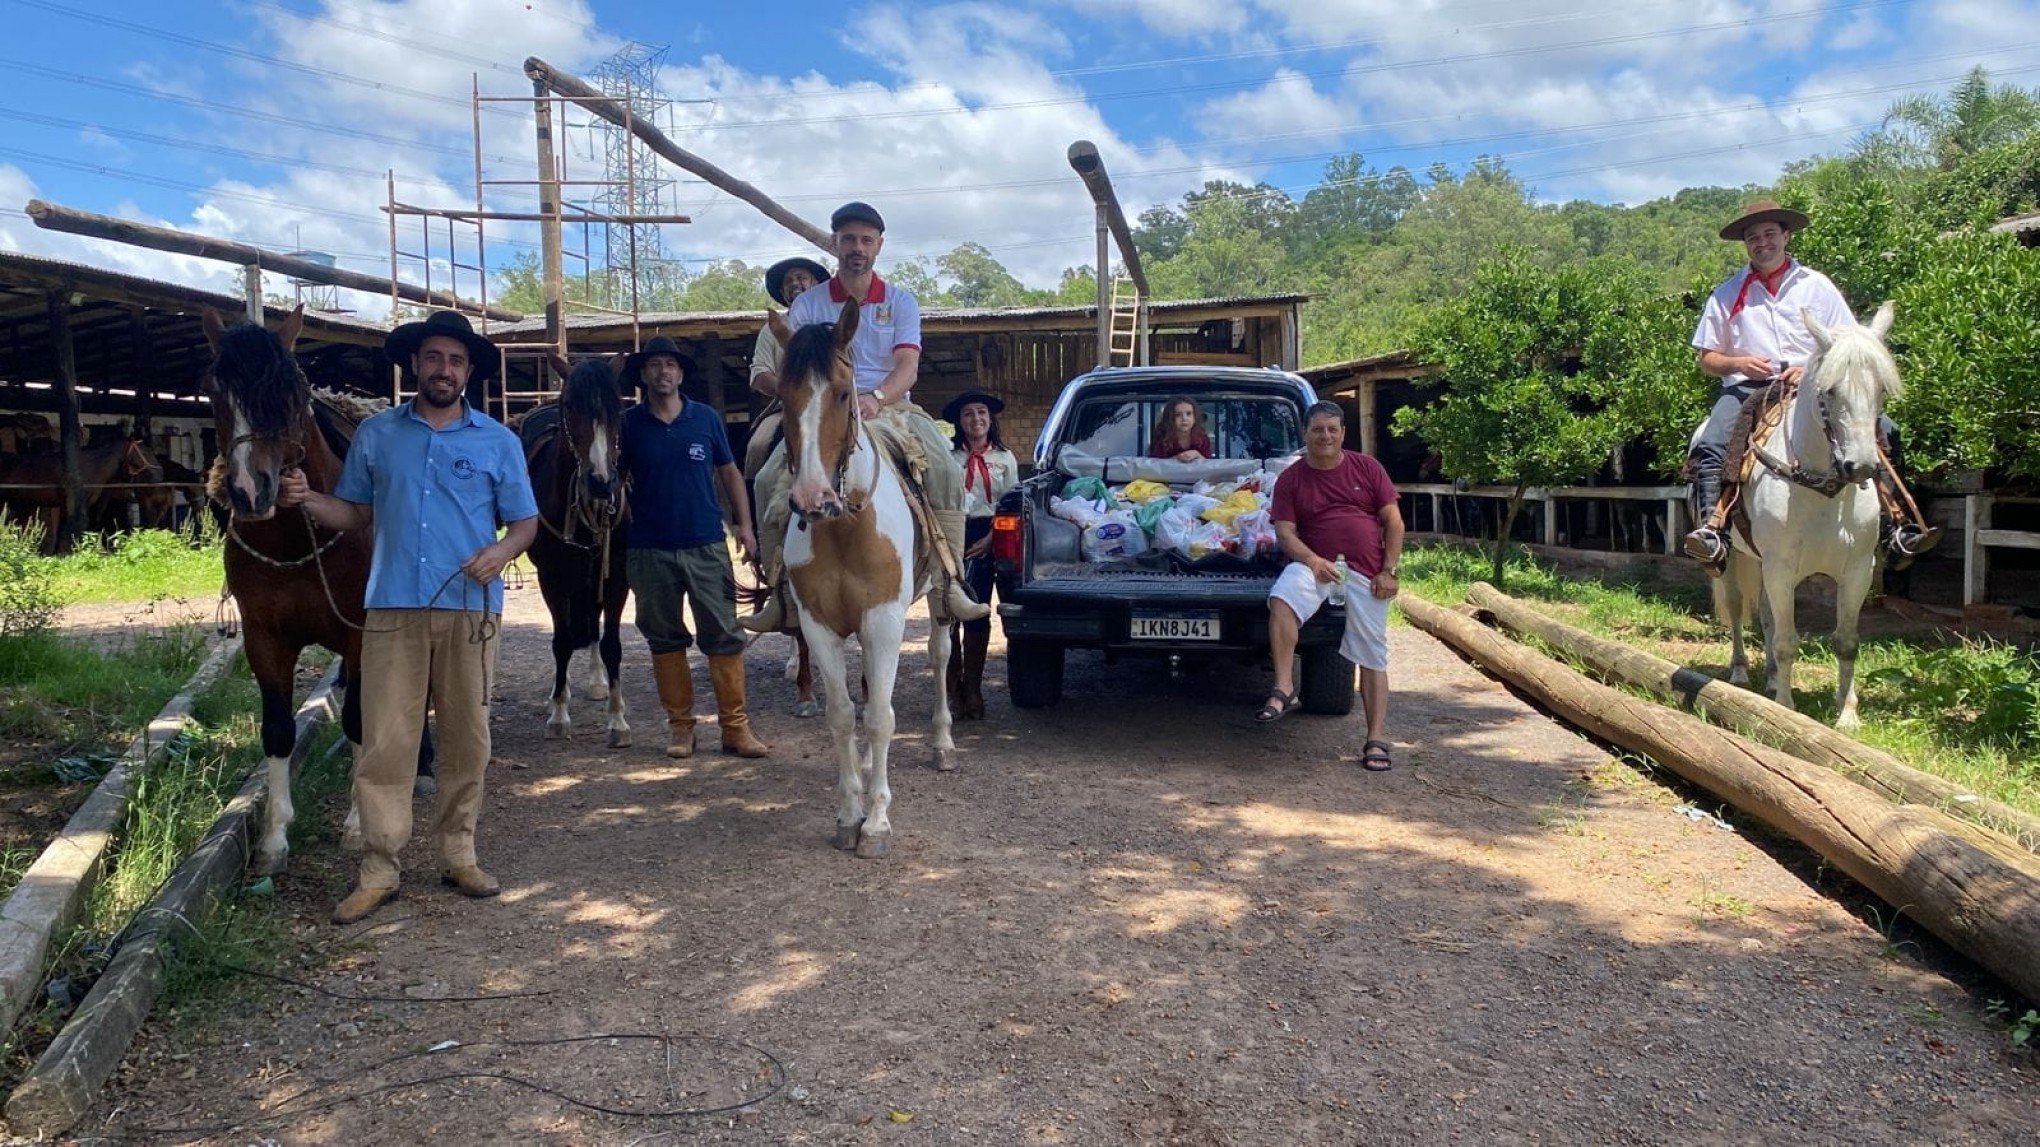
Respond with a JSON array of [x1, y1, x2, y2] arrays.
[[855, 831, 892, 859], [413, 775, 437, 798], [252, 849, 288, 877], [831, 821, 863, 851], [607, 729, 631, 749], [586, 682, 609, 702], [1729, 668, 1750, 686], [545, 722, 569, 740], [933, 748, 956, 773], [792, 699, 820, 719], [341, 826, 364, 852]]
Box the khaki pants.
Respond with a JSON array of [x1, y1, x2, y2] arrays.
[[754, 402, 962, 577], [355, 608, 500, 889]]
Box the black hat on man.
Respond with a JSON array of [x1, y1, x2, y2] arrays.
[[830, 201, 885, 233], [385, 310, 501, 382], [940, 390, 1005, 424], [765, 256, 831, 306], [623, 335, 698, 386]]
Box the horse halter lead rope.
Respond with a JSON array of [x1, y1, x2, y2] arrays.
[[1750, 376, 1856, 498]]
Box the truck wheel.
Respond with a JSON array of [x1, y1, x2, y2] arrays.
[[1007, 639, 1064, 709], [1298, 645, 1356, 715]]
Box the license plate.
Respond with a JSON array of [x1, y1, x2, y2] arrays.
[[1130, 610, 1221, 641]]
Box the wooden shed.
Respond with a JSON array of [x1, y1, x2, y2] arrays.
[[486, 293, 1306, 459], [1299, 350, 1439, 482]]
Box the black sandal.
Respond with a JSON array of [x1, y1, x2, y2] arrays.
[[1362, 739, 1394, 771], [1255, 689, 1298, 723]]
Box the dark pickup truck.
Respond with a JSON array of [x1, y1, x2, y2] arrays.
[[988, 366, 1353, 712]]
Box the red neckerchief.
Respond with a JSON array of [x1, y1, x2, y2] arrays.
[[1728, 260, 1794, 320], [963, 444, 993, 499]]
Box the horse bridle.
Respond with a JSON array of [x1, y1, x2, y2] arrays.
[[790, 351, 865, 528], [1750, 375, 1856, 499], [537, 423, 625, 551], [220, 408, 342, 570]]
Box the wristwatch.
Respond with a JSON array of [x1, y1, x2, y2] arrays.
[[1381, 566, 1399, 578]]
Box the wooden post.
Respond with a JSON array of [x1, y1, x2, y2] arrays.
[[1541, 495, 1557, 546], [1358, 379, 1378, 457], [1092, 204, 1110, 369], [126, 307, 155, 436], [1963, 492, 1990, 606], [1664, 494, 1684, 555], [241, 265, 262, 322], [45, 292, 87, 553], [532, 77, 566, 372]]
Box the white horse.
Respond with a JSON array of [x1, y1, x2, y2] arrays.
[[769, 300, 956, 859], [1714, 301, 1898, 730]]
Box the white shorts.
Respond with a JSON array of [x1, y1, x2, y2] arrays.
[[1269, 561, 1390, 671]]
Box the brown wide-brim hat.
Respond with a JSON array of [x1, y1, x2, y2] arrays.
[[1720, 198, 1810, 241], [385, 310, 501, 382], [622, 335, 698, 385], [765, 257, 830, 306]]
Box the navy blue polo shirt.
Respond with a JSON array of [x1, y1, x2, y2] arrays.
[[619, 399, 734, 550], [334, 400, 538, 612]]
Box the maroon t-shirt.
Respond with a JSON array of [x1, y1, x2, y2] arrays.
[[1269, 451, 1399, 577], [1150, 430, 1212, 459]]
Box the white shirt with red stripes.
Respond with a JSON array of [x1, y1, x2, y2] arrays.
[[787, 273, 923, 397], [1690, 260, 1856, 386]]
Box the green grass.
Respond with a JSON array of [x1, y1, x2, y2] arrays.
[[43, 520, 225, 605], [0, 626, 209, 747], [1397, 541, 2040, 820]]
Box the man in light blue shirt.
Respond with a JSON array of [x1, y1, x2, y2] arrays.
[[280, 310, 537, 924]]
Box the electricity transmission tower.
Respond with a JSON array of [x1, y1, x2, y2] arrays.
[[592, 41, 679, 310]]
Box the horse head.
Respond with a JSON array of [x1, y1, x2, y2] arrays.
[[776, 298, 862, 525], [1801, 301, 1899, 488], [558, 358, 625, 525], [201, 306, 308, 520]]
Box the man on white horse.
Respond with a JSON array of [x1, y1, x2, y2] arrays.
[[742, 202, 991, 633], [1683, 199, 1941, 574]]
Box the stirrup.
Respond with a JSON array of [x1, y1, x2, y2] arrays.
[[1682, 526, 1728, 565], [940, 581, 992, 623], [1889, 522, 1942, 557]]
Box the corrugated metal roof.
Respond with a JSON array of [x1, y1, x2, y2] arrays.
[[1300, 350, 1426, 378], [0, 249, 392, 340], [1990, 210, 2040, 236]]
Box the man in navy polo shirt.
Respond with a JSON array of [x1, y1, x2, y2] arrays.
[[620, 335, 768, 759], [279, 309, 538, 925], [741, 201, 991, 634]]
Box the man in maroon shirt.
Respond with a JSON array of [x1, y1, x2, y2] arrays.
[[1259, 402, 1405, 769]]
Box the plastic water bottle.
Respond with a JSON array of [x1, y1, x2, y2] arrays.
[[1328, 554, 1349, 605]]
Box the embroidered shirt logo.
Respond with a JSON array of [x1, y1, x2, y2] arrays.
[[874, 303, 893, 324], [451, 457, 477, 480], [688, 443, 708, 462]]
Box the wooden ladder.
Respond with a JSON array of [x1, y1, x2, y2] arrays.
[[1107, 275, 1141, 366]]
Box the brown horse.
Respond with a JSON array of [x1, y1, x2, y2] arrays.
[[525, 358, 631, 746], [1, 436, 164, 550], [201, 306, 430, 875]]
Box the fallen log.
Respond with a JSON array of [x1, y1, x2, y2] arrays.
[[1399, 592, 2040, 1006], [1463, 582, 2040, 854], [5, 667, 341, 1138]]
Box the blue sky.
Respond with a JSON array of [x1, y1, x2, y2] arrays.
[[3, 0, 2038, 313]]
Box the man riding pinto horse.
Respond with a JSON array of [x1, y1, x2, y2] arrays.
[[1683, 199, 1940, 575], [743, 201, 991, 633]]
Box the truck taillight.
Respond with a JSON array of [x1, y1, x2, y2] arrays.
[[991, 513, 1021, 564]]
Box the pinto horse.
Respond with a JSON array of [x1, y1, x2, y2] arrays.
[[524, 359, 630, 747], [771, 301, 955, 859], [201, 307, 429, 874], [1714, 302, 1897, 730]]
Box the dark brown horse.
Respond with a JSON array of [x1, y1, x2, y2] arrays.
[[1, 436, 164, 550], [525, 358, 630, 747], [201, 306, 429, 875]]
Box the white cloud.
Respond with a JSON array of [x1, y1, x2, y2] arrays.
[[1197, 69, 1352, 145]]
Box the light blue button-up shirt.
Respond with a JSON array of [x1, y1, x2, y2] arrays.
[[335, 400, 538, 612]]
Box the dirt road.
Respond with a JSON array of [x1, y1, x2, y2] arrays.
[[83, 585, 2036, 1143]]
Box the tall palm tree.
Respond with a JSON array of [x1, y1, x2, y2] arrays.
[[1865, 66, 2040, 170]]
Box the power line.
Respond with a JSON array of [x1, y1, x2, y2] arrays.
[[241, 0, 526, 74]]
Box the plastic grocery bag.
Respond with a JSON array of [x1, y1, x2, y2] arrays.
[[1234, 508, 1276, 556], [1049, 495, 1106, 529], [1200, 489, 1262, 526], [1119, 478, 1171, 503], [1081, 510, 1148, 562], [1132, 496, 1176, 538], [1185, 520, 1232, 560], [1061, 475, 1109, 502], [1172, 493, 1220, 520], [1153, 504, 1198, 552]]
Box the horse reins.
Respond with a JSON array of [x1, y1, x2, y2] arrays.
[[1749, 377, 1854, 498]]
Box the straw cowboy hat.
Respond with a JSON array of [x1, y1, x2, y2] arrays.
[[1719, 198, 1810, 241], [622, 335, 698, 385], [765, 257, 830, 306], [940, 390, 1006, 424], [385, 310, 501, 382]]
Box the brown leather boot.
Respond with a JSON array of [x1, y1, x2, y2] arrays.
[[651, 650, 696, 759], [707, 653, 769, 758], [959, 625, 989, 720]]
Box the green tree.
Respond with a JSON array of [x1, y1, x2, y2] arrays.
[[1865, 66, 2040, 171], [1393, 252, 1696, 584], [1148, 192, 1291, 299], [886, 258, 949, 305], [938, 242, 1028, 307], [1890, 231, 2040, 482], [1055, 265, 1098, 305], [1291, 152, 1418, 253], [676, 260, 768, 310]]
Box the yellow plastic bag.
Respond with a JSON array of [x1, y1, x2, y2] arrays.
[[1200, 489, 1261, 525], [1119, 478, 1171, 503]]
